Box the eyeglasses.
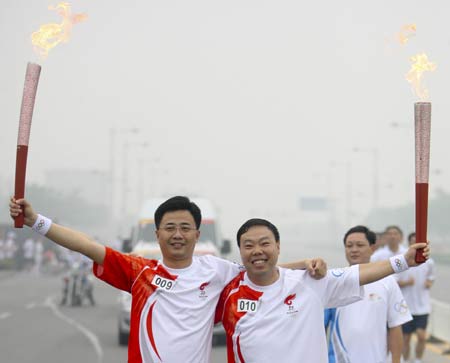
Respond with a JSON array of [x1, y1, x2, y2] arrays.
[[160, 224, 197, 234]]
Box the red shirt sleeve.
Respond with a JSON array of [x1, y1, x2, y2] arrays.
[[93, 246, 154, 292], [214, 271, 246, 324]]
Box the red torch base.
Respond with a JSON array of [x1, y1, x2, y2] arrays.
[[415, 182, 428, 263], [14, 144, 28, 228]]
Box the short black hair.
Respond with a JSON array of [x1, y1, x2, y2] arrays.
[[407, 232, 416, 242], [384, 225, 403, 236], [343, 225, 376, 245], [236, 218, 280, 247], [154, 196, 201, 229]]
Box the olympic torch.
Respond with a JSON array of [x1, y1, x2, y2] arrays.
[[14, 63, 41, 227], [13, 2, 87, 227], [414, 102, 431, 263], [406, 53, 436, 263]]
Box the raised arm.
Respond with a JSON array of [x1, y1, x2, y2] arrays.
[[359, 242, 429, 286], [10, 197, 106, 264]]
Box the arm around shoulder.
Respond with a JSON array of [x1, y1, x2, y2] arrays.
[[280, 258, 327, 279]]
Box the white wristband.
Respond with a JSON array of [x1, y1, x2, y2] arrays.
[[389, 254, 409, 273], [32, 214, 52, 236]]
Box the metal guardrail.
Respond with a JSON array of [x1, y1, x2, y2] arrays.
[[429, 298, 450, 346]]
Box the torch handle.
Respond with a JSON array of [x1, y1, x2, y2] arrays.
[[415, 182, 428, 263], [14, 145, 29, 228], [14, 62, 41, 228]]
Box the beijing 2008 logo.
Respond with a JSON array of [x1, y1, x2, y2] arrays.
[[199, 282, 210, 298], [284, 294, 298, 315], [284, 294, 296, 306]]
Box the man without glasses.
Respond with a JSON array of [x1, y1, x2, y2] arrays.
[[215, 219, 429, 363], [325, 225, 412, 363]]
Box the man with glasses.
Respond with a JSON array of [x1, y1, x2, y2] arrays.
[[9, 196, 326, 363]]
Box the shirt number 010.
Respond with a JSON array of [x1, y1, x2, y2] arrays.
[[237, 299, 258, 313]]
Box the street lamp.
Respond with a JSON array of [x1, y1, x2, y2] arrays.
[[137, 155, 162, 202], [329, 160, 352, 228], [109, 127, 140, 219], [122, 140, 148, 215], [353, 147, 379, 211]]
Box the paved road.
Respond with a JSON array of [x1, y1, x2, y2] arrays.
[[0, 267, 448, 363], [0, 271, 226, 363]]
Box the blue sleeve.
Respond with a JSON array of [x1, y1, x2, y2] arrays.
[[324, 308, 337, 363], [324, 307, 336, 329]]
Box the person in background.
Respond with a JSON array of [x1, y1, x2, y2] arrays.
[[325, 225, 412, 363], [373, 231, 387, 252], [371, 225, 406, 262], [22, 238, 35, 272], [4, 231, 18, 269], [33, 239, 44, 274], [400, 232, 436, 363]]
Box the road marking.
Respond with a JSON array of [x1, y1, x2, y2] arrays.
[[425, 342, 450, 360], [44, 296, 103, 363], [410, 334, 450, 360], [0, 312, 12, 320]]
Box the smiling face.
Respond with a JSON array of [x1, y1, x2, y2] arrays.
[[155, 210, 200, 268], [344, 232, 374, 265], [239, 225, 280, 286]]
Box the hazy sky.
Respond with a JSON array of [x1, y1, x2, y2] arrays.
[[1, 0, 449, 240]]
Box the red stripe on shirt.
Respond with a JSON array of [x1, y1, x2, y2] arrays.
[[93, 248, 178, 363], [216, 272, 263, 362], [237, 334, 246, 363], [147, 301, 161, 361], [129, 264, 178, 363]]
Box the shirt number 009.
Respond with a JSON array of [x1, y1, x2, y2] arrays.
[[152, 275, 174, 291], [237, 299, 258, 313]]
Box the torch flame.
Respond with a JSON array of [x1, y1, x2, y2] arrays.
[[405, 53, 436, 101], [396, 24, 416, 45], [31, 2, 87, 59]]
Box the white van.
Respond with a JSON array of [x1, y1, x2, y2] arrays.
[[118, 197, 231, 346]]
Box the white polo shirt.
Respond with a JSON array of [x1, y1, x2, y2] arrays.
[[94, 247, 242, 363], [400, 259, 435, 315], [370, 245, 407, 262], [215, 265, 363, 363], [326, 275, 412, 363]]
